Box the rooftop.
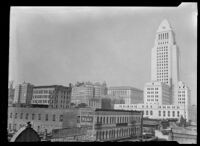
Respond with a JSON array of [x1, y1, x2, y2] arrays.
[[33, 85, 70, 89], [108, 86, 143, 91], [95, 108, 143, 114]]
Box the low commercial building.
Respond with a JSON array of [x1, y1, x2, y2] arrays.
[[108, 86, 143, 104], [13, 82, 34, 105], [8, 107, 143, 142], [76, 96, 125, 110], [94, 109, 143, 141], [71, 81, 107, 105], [7, 107, 75, 134], [31, 85, 71, 109], [51, 127, 91, 142], [114, 103, 189, 121]]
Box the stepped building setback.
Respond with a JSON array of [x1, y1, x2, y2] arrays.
[[115, 19, 191, 121]]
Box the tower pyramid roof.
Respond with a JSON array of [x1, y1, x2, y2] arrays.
[[157, 19, 172, 32]]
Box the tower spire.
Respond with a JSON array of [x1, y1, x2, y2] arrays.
[[157, 19, 172, 33]]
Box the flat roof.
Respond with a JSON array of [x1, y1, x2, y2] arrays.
[[33, 85, 70, 89], [95, 108, 143, 113], [108, 86, 143, 91]]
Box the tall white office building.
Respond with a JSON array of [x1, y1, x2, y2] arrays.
[[151, 19, 180, 104], [151, 19, 180, 86], [115, 19, 191, 121]]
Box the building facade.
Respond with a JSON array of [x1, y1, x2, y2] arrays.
[[8, 107, 143, 142], [71, 82, 107, 105], [94, 109, 143, 141], [31, 85, 71, 109], [137, 19, 191, 122], [52, 108, 143, 142], [176, 81, 191, 107], [8, 81, 15, 106], [144, 82, 171, 105], [151, 19, 179, 89], [114, 104, 188, 120], [13, 82, 34, 105], [108, 86, 143, 104], [188, 105, 197, 124]]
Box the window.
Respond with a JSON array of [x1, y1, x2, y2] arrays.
[[60, 115, 63, 122], [172, 111, 175, 117], [159, 111, 161, 116], [38, 114, 41, 120], [53, 114, 56, 121], [168, 111, 170, 117], [163, 111, 165, 117], [25, 113, 29, 120], [20, 113, 23, 119], [15, 113, 17, 119], [146, 111, 148, 115], [177, 111, 180, 117], [10, 113, 12, 118], [150, 111, 153, 115], [32, 114, 35, 120], [45, 114, 48, 121]]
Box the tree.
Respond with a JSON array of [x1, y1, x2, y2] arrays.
[[77, 103, 88, 108], [179, 115, 186, 127]]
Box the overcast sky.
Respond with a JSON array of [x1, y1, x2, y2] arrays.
[[9, 3, 197, 104]]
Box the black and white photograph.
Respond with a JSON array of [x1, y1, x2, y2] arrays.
[[8, 3, 197, 143]]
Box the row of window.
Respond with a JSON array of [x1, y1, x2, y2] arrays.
[[33, 90, 54, 94], [178, 98, 185, 100], [157, 46, 168, 49], [146, 88, 159, 90], [119, 105, 181, 110], [146, 99, 158, 102], [159, 106, 180, 109], [178, 95, 186, 97], [157, 69, 168, 72], [110, 90, 128, 96], [157, 77, 168, 80], [157, 51, 168, 54], [146, 91, 159, 94], [96, 127, 140, 141], [9, 112, 63, 122], [157, 58, 168, 61], [158, 41, 168, 45], [157, 54, 168, 57], [32, 100, 50, 104], [96, 116, 141, 124], [157, 48, 168, 52], [147, 95, 159, 98], [157, 63, 168, 66], [157, 60, 168, 63], [178, 101, 185, 104], [32, 95, 51, 99], [158, 111, 180, 117], [145, 110, 153, 115], [178, 91, 185, 93], [158, 33, 169, 40]]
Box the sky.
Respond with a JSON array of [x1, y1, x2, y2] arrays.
[[9, 3, 197, 105]]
